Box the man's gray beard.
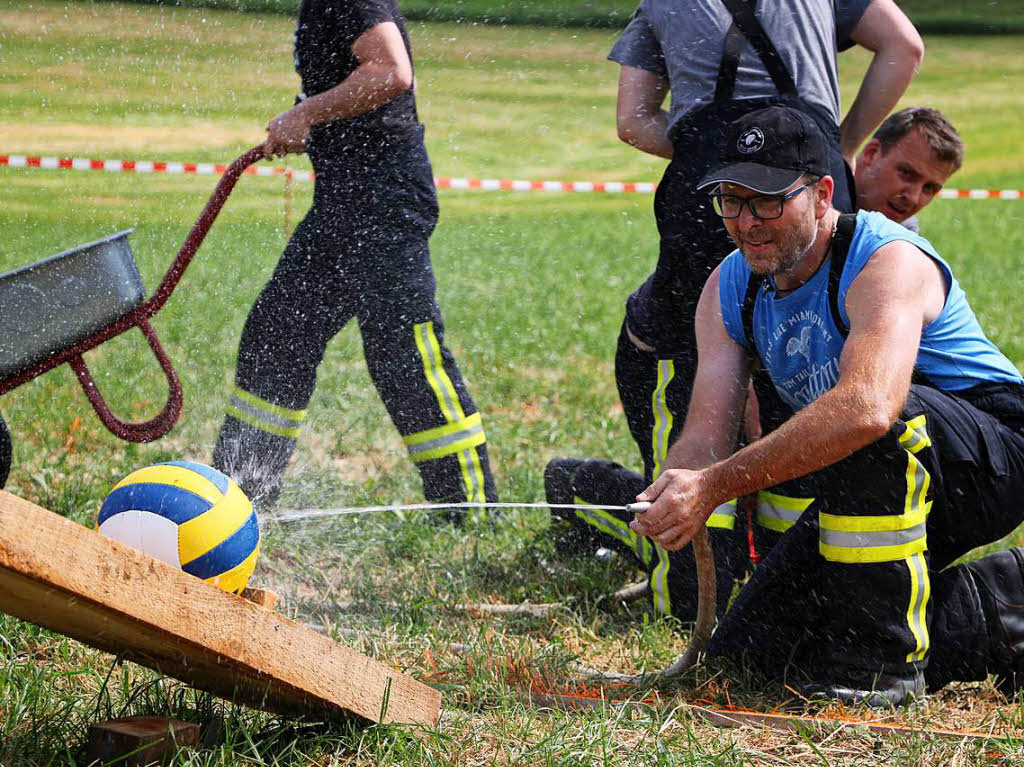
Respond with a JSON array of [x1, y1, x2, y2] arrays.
[[766, 212, 820, 278]]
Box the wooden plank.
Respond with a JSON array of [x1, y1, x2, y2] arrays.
[[0, 490, 440, 727], [240, 588, 278, 611]]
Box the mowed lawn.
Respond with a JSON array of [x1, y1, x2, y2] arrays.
[[2, 1, 1024, 764]]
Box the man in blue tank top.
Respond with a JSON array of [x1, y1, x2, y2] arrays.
[[631, 105, 1024, 706]]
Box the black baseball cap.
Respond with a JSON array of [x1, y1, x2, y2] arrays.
[[698, 106, 830, 194]]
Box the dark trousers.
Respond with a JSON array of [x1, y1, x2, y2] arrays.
[[554, 456, 748, 619], [708, 383, 1024, 687], [214, 131, 496, 508], [552, 323, 750, 621], [561, 102, 853, 616]]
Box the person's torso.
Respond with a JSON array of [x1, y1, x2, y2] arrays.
[[294, 0, 419, 150], [611, 0, 859, 133], [720, 211, 1024, 410]]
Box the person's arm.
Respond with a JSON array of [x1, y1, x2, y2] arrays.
[[264, 21, 413, 157], [616, 65, 674, 159], [839, 0, 924, 164], [634, 240, 944, 550], [628, 267, 752, 548]]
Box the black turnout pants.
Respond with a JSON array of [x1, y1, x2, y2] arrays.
[[562, 100, 854, 620], [214, 131, 496, 508], [707, 383, 1024, 688]]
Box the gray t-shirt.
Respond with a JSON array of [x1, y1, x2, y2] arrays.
[[609, 0, 870, 134]]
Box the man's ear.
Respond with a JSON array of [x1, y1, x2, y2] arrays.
[[859, 138, 882, 168], [816, 175, 834, 218]]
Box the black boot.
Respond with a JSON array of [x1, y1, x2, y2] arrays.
[[213, 414, 295, 510], [927, 547, 1024, 695], [544, 457, 602, 557], [967, 547, 1024, 694], [803, 667, 925, 708]]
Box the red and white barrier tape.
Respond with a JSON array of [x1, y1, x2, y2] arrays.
[[2, 153, 1020, 198]]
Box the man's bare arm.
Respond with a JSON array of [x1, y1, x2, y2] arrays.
[[615, 65, 673, 160], [840, 0, 924, 164], [636, 241, 944, 549], [265, 22, 413, 157]]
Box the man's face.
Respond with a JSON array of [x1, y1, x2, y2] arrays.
[[720, 178, 820, 277], [855, 128, 957, 222]]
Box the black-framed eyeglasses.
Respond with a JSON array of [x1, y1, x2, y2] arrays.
[[710, 182, 814, 220]]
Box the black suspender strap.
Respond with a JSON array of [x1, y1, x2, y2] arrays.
[[713, 21, 748, 104], [716, 0, 798, 100], [741, 270, 763, 354], [826, 213, 858, 339]]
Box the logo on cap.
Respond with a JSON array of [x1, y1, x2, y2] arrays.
[[737, 127, 764, 155]]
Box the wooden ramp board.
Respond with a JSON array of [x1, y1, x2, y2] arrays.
[[0, 490, 440, 727]]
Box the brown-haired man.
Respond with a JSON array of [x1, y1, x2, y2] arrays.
[[855, 107, 964, 231]]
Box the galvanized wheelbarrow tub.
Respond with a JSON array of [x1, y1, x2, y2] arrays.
[[0, 145, 265, 443]]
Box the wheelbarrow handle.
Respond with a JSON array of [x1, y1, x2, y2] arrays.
[[141, 144, 267, 318], [68, 319, 183, 443]]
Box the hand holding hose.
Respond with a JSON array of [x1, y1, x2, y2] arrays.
[[627, 469, 719, 679], [263, 103, 314, 158], [629, 468, 717, 550]]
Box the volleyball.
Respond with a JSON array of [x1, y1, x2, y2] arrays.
[[97, 461, 260, 594]]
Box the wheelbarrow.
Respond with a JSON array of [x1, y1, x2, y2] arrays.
[[0, 145, 267, 484]]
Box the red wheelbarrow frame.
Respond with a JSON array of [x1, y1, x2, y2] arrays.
[[0, 146, 266, 443]]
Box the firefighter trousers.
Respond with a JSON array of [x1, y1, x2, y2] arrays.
[[707, 382, 1024, 688], [214, 133, 496, 509], [548, 321, 750, 620]]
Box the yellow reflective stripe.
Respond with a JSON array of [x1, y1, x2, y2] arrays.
[[458, 448, 487, 503], [650, 360, 675, 479], [404, 414, 486, 462], [638, 534, 653, 565], [899, 414, 931, 454], [651, 545, 671, 616], [757, 514, 793, 534], [232, 387, 307, 421], [571, 496, 650, 565], [819, 537, 927, 564], [572, 497, 668, 615], [208, 542, 261, 595], [403, 412, 482, 447], [819, 504, 928, 533], [414, 321, 464, 422], [113, 464, 222, 504], [226, 403, 302, 439], [756, 491, 813, 532], [905, 551, 931, 663], [905, 450, 930, 517], [413, 321, 487, 502], [759, 490, 815, 511], [819, 489, 930, 564], [178, 483, 254, 564], [406, 432, 486, 462], [707, 499, 737, 530]]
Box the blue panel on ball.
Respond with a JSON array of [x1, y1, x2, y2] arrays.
[[98, 483, 212, 526], [157, 461, 230, 494], [181, 512, 259, 580]]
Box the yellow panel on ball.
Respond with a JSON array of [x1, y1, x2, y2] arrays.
[[96, 461, 260, 594]]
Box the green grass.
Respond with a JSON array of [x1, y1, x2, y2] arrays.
[[2, 1, 1024, 764], [109, 0, 1024, 34]]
